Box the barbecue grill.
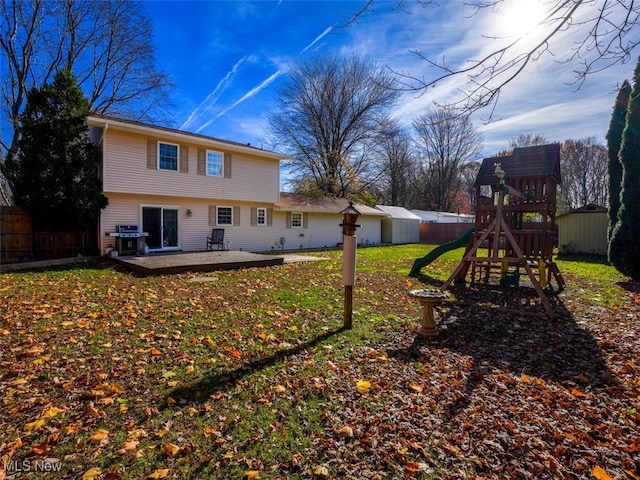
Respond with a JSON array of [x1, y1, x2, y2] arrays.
[[106, 225, 149, 255]]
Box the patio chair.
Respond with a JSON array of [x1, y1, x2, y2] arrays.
[[206, 228, 225, 251]]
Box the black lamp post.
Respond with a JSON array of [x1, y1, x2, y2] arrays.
[[339, 201, 361, 329]]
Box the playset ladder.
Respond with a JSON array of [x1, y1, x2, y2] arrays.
[[441, 185, 556, 318]]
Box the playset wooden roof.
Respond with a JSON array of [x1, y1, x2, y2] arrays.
[[474, 143, 562, 187]]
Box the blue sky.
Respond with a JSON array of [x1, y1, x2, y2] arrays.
[[143, 0, 636, 157]]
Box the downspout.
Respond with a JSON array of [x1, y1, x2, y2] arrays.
[[99, 122, 108, 256]]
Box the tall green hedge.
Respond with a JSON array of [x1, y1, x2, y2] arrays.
[[609, 57, 640, 280], [606, 80, 630, 243]]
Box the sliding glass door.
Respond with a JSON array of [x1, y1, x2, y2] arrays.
[[142, 206, 179, 250]]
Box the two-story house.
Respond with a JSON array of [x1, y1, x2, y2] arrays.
[[88, 114, 384, 255]]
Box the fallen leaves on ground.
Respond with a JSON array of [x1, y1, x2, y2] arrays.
[[0, 255, 638, 479]]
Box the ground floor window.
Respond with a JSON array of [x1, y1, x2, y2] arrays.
[[291, 212, 303, 228], [216, 206, 233, 226], [257, 207, 267, 226]]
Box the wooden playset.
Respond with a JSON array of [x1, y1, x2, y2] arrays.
[[442, 143, 566, 318]]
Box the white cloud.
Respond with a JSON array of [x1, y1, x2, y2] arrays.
[[160, 1, 634, 156]]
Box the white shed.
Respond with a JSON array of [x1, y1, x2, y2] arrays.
[[411, 209, 475, 224], [375, 205, 421, 244]]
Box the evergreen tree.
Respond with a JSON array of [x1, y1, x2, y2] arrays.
[[3, 69, 107, 230], [609, 57, 640, 279], [606, 80, 631, 243]]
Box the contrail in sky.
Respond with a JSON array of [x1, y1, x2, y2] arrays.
[[196, 70, 285, 132], [181, 56, 247, 130], [193, 24, 333, 131], [302, 25, 333, 53]]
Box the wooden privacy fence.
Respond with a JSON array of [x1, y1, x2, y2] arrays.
[[1, 207, 98, 264], [419, 222, 474, 244]]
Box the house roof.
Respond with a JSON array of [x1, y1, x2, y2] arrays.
[[274, 193, 387, 216], [86, 113, 291, 161], [411, 209, 475, 220], [375, 205, 421, 220], [474, 143, 561, 187], [556, 204, 607, 218]]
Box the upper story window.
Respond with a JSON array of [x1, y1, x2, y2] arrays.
[[159, 142, 179, 171], [291, 212, 303, 228], [206, 150, 223, 176], [256, 207, 267, 226], [217, 206, 233, 226]]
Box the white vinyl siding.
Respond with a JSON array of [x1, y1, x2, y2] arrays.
[[100, 131, 279, 202], [99, 194, 383, 255]]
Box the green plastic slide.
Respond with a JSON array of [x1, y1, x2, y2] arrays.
[[409, 227, 474, 276]]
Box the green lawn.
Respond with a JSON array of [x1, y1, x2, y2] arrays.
[[1, 245, 638, 479]]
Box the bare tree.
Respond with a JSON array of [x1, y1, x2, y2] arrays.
[[269, 54, 399, 199], [458, 160, 481, 213], [413, 106, 483, 211], [492, 132, 551, 157], [509, 133, 551, 149], [0, 0, 173, 204], [559, 137, 609, 212], [374, 123, 417, 206], [346, 1, 640, 118]]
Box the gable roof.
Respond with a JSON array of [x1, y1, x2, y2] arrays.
[[87, 113, 291, 161], [375, 205, 421, 220], [411, 209, 474, 221], [274, 193, 386, 216], [474, 143, 561, 187], [556, 204, 607, 218]]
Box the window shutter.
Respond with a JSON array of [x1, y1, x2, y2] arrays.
[[224, 152, 232, 178], [267, 208, 273, 227], [180, 145, 188, 173], [303, 213, 308, 229], [250, 207, 257, 226], [286, 212, 291, 229], [208, 205, 216, 226], [233, 206, 240, 226], [147, 140, 157, 169], [197, 148, 205, 175]]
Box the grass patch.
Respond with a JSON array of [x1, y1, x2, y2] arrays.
[[1, 246, 638, 479]]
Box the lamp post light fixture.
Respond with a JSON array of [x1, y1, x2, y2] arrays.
[[339, 201, 362, 329], [339, 201, 361, 236]]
